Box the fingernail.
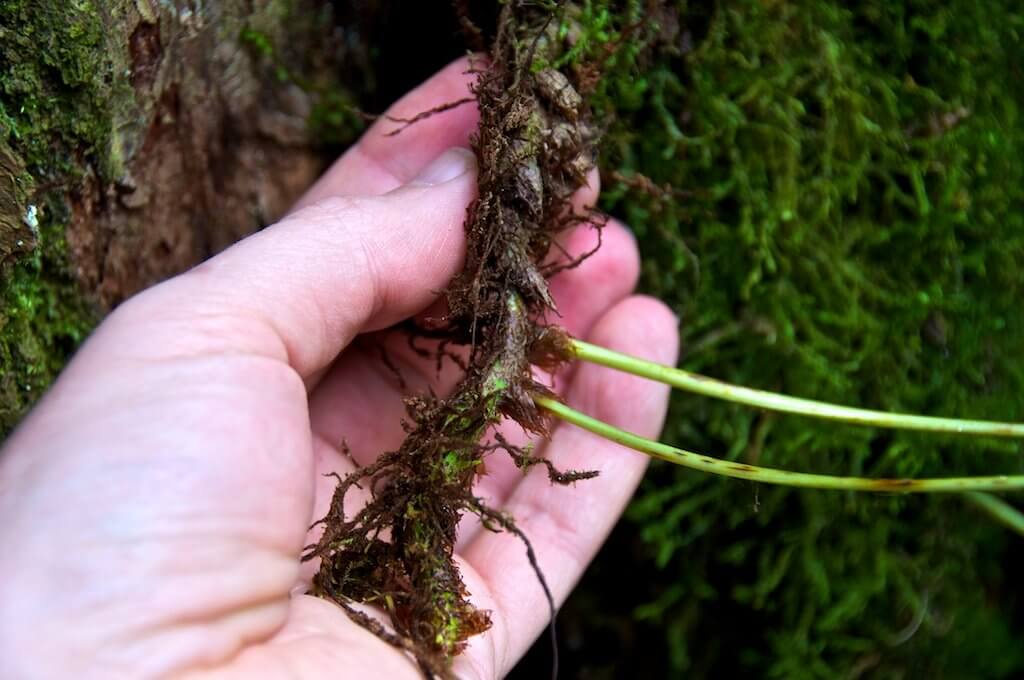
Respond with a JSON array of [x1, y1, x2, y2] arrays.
[[409, 147, 476, 186]]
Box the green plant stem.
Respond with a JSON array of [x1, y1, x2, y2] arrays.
[[534, 395, 1024, 493], [570, 339, 1024, 438], [963, 492, 1024, 536]]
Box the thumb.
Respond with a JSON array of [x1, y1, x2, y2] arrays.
[[101, 147, 477, 377]]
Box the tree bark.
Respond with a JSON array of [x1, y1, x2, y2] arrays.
[[0, 0, 376, 430]]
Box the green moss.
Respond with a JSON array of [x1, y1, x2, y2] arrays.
[[0, 0, 116, 434], [240, 27, 277, 60], [0, 195, 96, 431], [307, 89, 366, 149], [0, 0, 115, 177], [562, 0, 1024, 677]]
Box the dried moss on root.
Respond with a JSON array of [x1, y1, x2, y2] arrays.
[[304, 3, 622, 676]]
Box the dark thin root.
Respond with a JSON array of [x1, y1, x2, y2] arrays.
[[303, 457, 393, 547], [306, 471, 349, 531], [329, 103, 381, 125], [338, 440, 361, 469], [526, 457, 599, 484], [546, 237, 573, 263], [522, 0, 568, 82], [334, 597, 451, 679], [436, 339, 469, 374], [468, 498, 560, 680], [495, 432, 598, 484], [541, 217, 605, 276], [385, 97, 477, 136], [407, 331, 433, 360], [377, 344, 408, 391]]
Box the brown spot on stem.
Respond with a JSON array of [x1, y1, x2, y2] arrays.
[[871, 478, 919, 490]]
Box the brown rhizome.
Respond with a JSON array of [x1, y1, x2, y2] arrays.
[[302, 4, 611, 678]]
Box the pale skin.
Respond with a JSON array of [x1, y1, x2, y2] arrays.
[[0, 59, 679, 679]]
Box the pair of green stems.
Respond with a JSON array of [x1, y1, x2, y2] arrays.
[[532, 339, 1024, 536]]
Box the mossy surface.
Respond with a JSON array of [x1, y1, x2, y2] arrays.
[[519, 1, 1024, 677], [0, 0, 114, 433], [0, 196, 95, 430], [0, 0, 114, 177]]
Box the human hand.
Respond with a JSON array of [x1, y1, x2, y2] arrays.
[[0, 59, 678, 679]]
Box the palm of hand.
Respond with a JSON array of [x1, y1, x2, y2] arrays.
[[0, 59, 676, 680]]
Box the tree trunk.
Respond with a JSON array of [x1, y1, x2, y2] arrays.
[[1, 0, 381, 430]]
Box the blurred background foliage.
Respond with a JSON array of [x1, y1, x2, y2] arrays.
[[512, 1, 1024, 677]]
